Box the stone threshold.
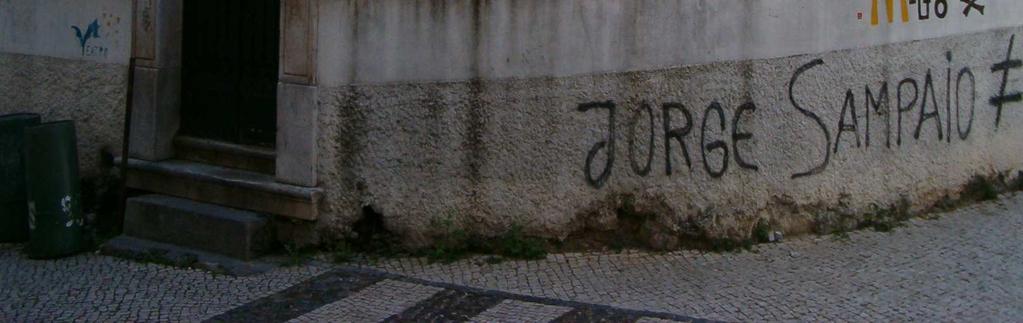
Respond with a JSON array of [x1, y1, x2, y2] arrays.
[[173, 136, 277, 174]]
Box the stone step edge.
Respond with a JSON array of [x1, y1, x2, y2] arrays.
[[121, 158, 320, 220], [124, 194, 273, 260], [123, 158, 320, 199], [101, 235, 277, 276]]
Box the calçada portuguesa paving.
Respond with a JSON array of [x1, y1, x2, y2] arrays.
[[3, 194, 1023, 322]]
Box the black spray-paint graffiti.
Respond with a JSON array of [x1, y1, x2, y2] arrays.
[[579, 100, 760, 189], [578, 101, 616, 189], [579, 34, 1020, 188], [961, 0, 986, 16], [990, 34, 1022, 128]]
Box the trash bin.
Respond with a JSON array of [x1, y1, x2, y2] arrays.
[[0, 113, 41, 243], [24, 121, 84, 259]]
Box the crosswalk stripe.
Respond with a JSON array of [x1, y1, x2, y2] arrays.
[[288, 280, 443, 323], [386, 289, 505, 321], [468, 299, 573, 323], [636, 317, 695, 323], [205, 270, 383, 322], [550, 307, 640, 322], [206, 267, 714, 323]]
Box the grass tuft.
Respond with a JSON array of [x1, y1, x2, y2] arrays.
[[752, 220, 772, 243], [963, 175, 999, 201], [421, 218, 548, 263]]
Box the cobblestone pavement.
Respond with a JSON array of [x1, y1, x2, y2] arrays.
[[2, 194, 1023, 322], [0, 245, 330, 322]]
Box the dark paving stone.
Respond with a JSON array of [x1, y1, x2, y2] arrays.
[[200, 266, 715, 323], [204, 269, 382, 323], [384, 289, 504, 322], [553, 307, 641, 323]]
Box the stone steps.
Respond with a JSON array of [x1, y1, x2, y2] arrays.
[[122, 194, 273, 260], [124, 158, 320, 220]]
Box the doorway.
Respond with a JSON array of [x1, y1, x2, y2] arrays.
[[180, 0, 281, 148]]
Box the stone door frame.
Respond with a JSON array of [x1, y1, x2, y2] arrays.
[[128, 0, 319, 187]]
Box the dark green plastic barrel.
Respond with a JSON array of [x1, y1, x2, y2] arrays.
[[24, 121, 84, 259], [0, 113, 41, 243]]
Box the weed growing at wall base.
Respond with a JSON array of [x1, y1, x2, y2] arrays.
[[753, 220, 772, 244], [860, 197, 912, 232], [300, 171, 1023, 263], [963, 175, 999, 201], [281, 243, 313, 267], [421, 221, 548, 264], [327, 241, 356, 264], [490, 225, 547, 260]]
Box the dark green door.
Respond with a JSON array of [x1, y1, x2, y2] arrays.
[[180, 0, 280, 148]]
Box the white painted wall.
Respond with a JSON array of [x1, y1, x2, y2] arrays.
[[0, 0, 131, 65], [311, 0, 1023, 246], [317, 0, 1023, 86]]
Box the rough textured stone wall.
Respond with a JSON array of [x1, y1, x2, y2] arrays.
[[0, 53, 126, 178], [0, 0, 130, 177], [315, 27, 1023, 246]]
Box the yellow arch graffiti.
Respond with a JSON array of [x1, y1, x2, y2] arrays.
[[871, 0, 910, 25]]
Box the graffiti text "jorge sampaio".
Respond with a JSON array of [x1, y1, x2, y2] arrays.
[[577, 34, 1021, 189]]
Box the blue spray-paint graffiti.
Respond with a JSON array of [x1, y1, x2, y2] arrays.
[[71, 19, 107, 57]]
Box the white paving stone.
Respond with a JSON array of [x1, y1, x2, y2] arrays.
[[636, 318, 692, 323], [0, 246, 329, 322], [468, 299, 573, 323], [288, 279, 443, 323]]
